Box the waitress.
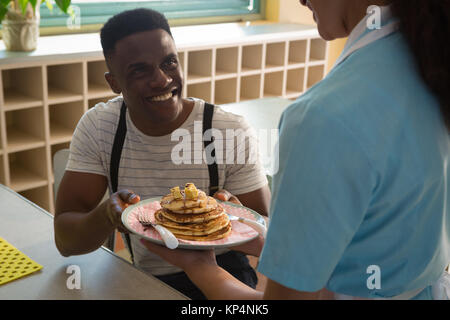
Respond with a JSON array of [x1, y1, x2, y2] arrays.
[[141, 0, 450, 299]]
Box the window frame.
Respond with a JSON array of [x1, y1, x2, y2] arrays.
[[40, 0, 264, 29]]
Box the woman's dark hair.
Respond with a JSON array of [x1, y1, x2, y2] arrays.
[[391, 0, 450, 130], [100, 8, 172, 59]]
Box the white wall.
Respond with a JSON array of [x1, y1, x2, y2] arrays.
[[279, 0, 315, 25], [276, 0, 346, 72]]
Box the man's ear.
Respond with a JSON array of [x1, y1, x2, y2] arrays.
[[105, 72, 122, 94]]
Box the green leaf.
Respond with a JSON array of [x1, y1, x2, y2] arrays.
[[0, 5, 8, 23], [18, 0, 27, 15], [0, 0, 11, 7], [55, 0, 71, 14], [29, 0, 37, 12], [44, 0, 53, 11]]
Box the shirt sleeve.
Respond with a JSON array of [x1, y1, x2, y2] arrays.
[[222, 119, 268, 196], [66, 109, 107, 177], [257, 103, 377, 292]]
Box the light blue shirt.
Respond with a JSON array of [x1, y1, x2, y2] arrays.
[[257, 28, 450, 299]]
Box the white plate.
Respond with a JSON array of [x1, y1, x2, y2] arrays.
[[121, 197, 266, 250]]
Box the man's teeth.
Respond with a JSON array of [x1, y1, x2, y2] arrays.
[[148, 92, 173, 102]]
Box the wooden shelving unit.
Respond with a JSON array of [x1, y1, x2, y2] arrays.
[[0, 23, 329, 213]]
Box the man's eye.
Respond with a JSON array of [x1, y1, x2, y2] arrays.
[[163, 58, 178, 68], [131, 68, 145, 75]]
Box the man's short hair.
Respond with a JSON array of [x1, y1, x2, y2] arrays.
[[100, 8, 172, 58]]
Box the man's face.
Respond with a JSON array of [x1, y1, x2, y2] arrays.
[[105, 29, 184, 124]]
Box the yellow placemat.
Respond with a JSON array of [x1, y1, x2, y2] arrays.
[[0, 236, 43, 286]]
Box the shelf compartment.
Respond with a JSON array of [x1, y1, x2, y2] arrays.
[[178, 51, 186, 74], [2, 67, 44, 111], [49, 101, 84, 145], [0, 117, 3, 155], [264, 72, 284, 98], [241, 44, 263, 74], [9, 148, 48, 192], [87, 60, 113, 99], [214, 78, 237, 105], [309, 38, 327, 62], [288, 40, 307, 65], [187, 50, 213, 83], [240, 75, 262, 101], [215, 47, 238, 79], [187, 82, 211, 102], [307, 65, 325, 89], [0, 154, 5, 185], [47, 63, 84, 104], [285, 68, 305, 98], [19, 185, 50, 211], [5, 108, 46, 153], [265, 42, 286, 70]]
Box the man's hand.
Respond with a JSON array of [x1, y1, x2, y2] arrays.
[[105, 190, 140, 233], [213, 189, 242, 205]]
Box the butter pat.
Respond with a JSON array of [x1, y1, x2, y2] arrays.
[[184, 183, 198, 200], [171, 186, 183, 200]]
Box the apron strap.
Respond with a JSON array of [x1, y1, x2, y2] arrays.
[[110, 101, 133, 262], [202, 102, 219, 196]]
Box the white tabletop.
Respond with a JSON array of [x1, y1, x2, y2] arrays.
[[0, 184, 188, 300]]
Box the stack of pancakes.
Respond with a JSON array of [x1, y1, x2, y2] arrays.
[[154, 184, 232, 241]]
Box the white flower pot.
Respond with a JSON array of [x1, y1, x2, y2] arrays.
[[2, 17, 39, 51]]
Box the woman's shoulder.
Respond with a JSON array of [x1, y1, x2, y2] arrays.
[[287, 32, 436, 126]]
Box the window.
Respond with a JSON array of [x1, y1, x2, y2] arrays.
[[40, 0, 264, 28]]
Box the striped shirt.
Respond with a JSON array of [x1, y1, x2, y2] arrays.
[[67, 96, 268, 275]]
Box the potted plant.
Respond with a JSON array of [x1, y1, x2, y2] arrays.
[[0, 0, 71, 51]]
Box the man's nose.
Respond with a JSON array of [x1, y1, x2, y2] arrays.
[[150, 68, 172, 88]]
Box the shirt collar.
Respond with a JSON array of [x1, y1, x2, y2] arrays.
[[342, 5, 395, 56]]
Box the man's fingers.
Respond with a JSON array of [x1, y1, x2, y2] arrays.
[[228, 195, 241, 205], [117, 190, 140, 204], [214, 189, 241, 205], [213, 189, 241, 204], [106, 190, 140, 229], [117, 225, 129, 234], [213, 190, 229, 201]]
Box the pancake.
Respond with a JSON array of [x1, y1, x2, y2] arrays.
[[155, 209, 230, 235], [160, 190, 208, 211], [167, 196, 218, 214], [151, 183, 232, 242], [161, 205, 224, 223], [170, 222, 232, 241]]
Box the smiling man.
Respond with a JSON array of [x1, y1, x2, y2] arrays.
[[53, 8, 270, 299]]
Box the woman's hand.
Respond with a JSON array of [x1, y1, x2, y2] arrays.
[[229, 235, 265, 257], [105, 189, 140, 233], [140, 239, 217, 271]]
